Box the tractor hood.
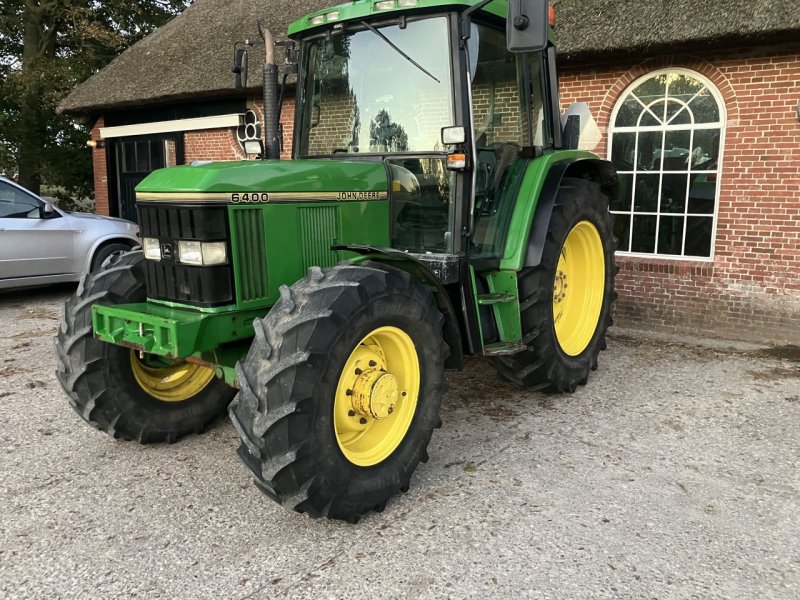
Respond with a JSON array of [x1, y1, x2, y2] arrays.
[[135, 159, 389, 203]]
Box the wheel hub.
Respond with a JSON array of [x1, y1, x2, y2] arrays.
[[553, 269, 568, 304], [334, 326, 421, 467], [351, 369, 399, 420]]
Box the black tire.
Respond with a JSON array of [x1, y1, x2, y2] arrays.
[[55, 250, 236, 443], [229, 262, 447, 522], [90, 241, 134, 272], [491, 177, 617, 393]]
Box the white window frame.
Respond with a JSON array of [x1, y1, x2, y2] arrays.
[[607, 68, 727, 261]]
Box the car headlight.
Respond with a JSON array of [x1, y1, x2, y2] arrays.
[[178, 241, 227, 266], [142, 237, 161, 261]]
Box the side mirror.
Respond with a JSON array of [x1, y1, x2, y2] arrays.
[[233, 48, 249, 90], [507, 0, 549, 53], [562, 114, 580, 150], [41, 202, 56, 218]]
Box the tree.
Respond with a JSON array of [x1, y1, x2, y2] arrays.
[[369, 109, 408, 153], [0, 1, 188, 202]]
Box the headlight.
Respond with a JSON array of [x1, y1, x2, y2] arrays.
[[178, 241, 227, 266], [142, 237, 161, 261]]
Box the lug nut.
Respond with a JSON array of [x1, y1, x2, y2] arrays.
[[401, 391, 407, 397]]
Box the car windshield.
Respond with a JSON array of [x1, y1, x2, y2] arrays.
[[298, 17, 454, 156]]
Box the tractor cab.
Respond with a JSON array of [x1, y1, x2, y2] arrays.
[[288, 0, 555, 266]]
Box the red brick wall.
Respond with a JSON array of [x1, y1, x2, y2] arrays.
[[90, 117, 110, 216], [559, 44, 800, 344]]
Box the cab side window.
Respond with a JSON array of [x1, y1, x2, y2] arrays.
[[0, 182, 41, 218]]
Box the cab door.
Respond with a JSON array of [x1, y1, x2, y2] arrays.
[[0, 181, 74, 279]]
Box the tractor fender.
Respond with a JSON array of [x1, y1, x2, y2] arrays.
[[524, 157, 618, 268], [332, 244, 464, 370]]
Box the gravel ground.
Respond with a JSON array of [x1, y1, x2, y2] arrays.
[[1, 285, 798, 600]]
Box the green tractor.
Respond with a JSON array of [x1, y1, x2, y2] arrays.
[[56, 0, 617, 522]]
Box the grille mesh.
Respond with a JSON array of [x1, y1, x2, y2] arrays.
[[299, 206, 340, 269], [231, 208, 269, 304]]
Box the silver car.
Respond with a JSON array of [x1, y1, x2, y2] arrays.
[[0, 176, 139, 290]]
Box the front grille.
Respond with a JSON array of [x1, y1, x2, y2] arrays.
[[299, 206, 340, 269], [138, 204, 234, 307], [231, 207, 268, 304]]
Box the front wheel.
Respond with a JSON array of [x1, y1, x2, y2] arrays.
[[491, 177, 617, 392], [55, 250, 236, 443], [229, 262, 447, 522]]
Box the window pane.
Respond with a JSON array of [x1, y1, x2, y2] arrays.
[[611, 174, 633, 211], [615, 95, 642, 128], [667, 73, 704, 105], [684, 217, 713, 257], [658, 216, 684, 255], [633, 75, 666, 105], [472, 25, 524, 147], [687, 173, 717, 214], [638, 100, 663, 126], [631, 215, 657, 253], [635, 131, 662, 171], [613, 213, 631, 252], [611, 132, 636, 171], [689, 90, 720, 124], [302, 17, 454, 155], [634, 174, 660, 212], [123, 142, 136, 173], [666, 100, 691, 126], [136, 140, 149, 172], [662, 130, 691, 171], [0, 182, 40, 218], [150, 140, 165, 170], [389, 157, 454, 253], [660, 173, 688, 213], [690, 129, 721, 170]]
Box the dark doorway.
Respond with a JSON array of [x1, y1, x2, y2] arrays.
[[110, 134, 184, 223]]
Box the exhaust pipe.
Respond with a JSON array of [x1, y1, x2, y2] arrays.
[[259, 23, 280, 160]]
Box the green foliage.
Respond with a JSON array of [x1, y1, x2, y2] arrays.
[[0, 0, 189, 200], [369, 109, 408, 152]]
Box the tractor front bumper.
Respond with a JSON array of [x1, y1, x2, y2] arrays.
[[92, 302, 265, 360]]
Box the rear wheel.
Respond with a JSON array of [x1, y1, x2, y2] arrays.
[[230, 262, 447, 522], [55, 250, 236, 443], [491, 177, 617, 392]]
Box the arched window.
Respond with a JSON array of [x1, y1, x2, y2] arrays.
[[608, 69, 725, 258]]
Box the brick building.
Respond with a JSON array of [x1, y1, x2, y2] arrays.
[[59, 0, 800, 344]]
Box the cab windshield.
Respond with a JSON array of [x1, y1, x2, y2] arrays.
[[298, 17, 454, 156]]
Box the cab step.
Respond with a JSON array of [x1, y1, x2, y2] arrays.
[[483, 342, 527, 356], [477, 293, 516, 305]]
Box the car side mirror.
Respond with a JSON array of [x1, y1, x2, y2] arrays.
[[41, 202, 56, 218], [507, 0, 549, 53]]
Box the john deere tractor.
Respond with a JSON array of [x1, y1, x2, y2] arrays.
[[56, 0, 617, 522]]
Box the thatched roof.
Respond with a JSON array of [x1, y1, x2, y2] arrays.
[[58, 0, 331, 114], [554, 0, 800, 63], [60, 0, 800, 115]]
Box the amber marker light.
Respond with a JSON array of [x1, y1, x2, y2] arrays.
[[446, 153, 467, 170]]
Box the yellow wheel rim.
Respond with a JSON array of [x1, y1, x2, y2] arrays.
[[129, 351, 215, 402], [334, 326, 420, 467], [553, 220, 606, 356]]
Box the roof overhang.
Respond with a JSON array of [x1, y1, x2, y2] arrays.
[[99, 113, 243, 139]]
